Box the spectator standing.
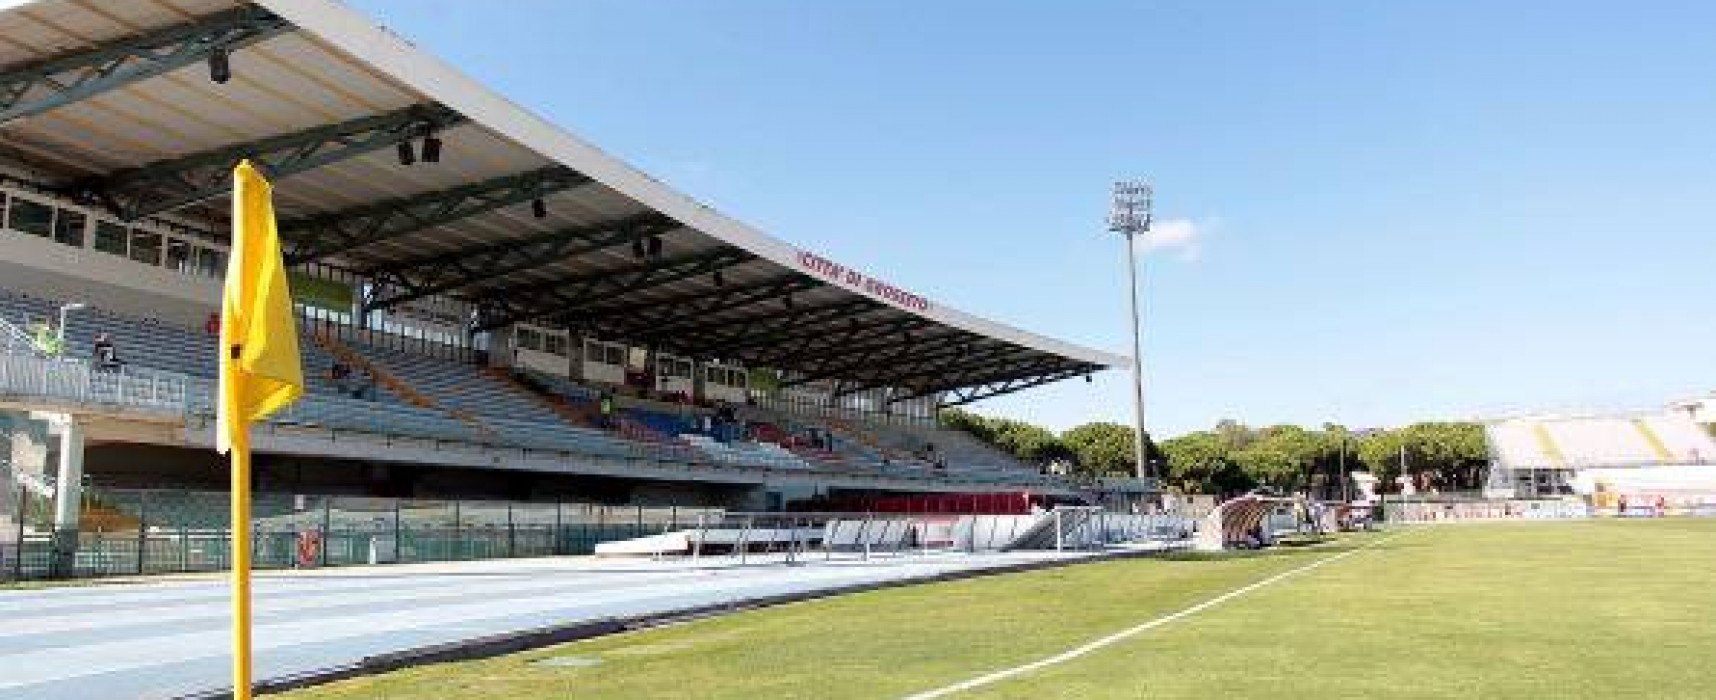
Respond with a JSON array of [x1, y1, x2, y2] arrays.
[[91, 333, 123, 372], [598, 390, 616, 429], [355, 369, 377, 400], [330, 360, 353, 395], [31, 320, 62, 358]]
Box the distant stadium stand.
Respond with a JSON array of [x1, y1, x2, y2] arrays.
[[1484, 413, 1716, 505]]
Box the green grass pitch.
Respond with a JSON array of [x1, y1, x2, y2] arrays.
[[283, 519, 1716, 699]]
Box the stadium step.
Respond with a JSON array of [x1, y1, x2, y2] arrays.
[[313, 331, 497, 440], [481, 366, 599, 429], [1532, 423, 1568, 468], [1631, 419, 1676, 462]]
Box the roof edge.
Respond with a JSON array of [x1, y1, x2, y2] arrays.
[[254, 0, 1128, 370]]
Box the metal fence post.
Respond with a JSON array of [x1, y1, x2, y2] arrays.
[[554, 498, 564, 555], [1054, 510, 1064, 552], [321, 496, 332, 567], [392, 499, 403, 564], [861, 513, 873, 561], [692, 511, 705, 563], [14, 485, 26, 580], [452, 500, 462, 561], [135, 491, 148, 576], [737, 514, 753, 565], [507, 503, 516, 559]]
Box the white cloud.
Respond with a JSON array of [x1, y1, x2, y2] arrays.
[[1132, 217, 1211, 261]]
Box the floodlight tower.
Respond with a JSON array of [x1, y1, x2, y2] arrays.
[[1108, 181, 1153, 483]]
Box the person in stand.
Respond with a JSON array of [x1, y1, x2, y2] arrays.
[[598, 390, 616, 430], [91, 333, 124, 372], [330, 360, 353, 395], [355, 368, 377, 401], [30, 319, 62, 358]]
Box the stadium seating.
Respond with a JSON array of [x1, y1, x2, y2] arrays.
[[0, 288, 1071, 487], [348, 342, 545, 419], [1488, 414, 1716, 469]]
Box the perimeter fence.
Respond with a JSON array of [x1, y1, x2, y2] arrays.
[[0, 486, 722, 581]]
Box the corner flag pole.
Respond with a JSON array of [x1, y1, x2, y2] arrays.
[[219, 160, 304, 700], [231, 427, 255, 699]]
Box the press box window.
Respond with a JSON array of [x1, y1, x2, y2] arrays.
[[544, 334, 568, 356], [516, 328, 543, 351], [8, 197, 53, 237], [93, 221, 128, 256], [52, 209, 86, 247], [165, 239, 192, 272], [129, 230, 162, 265], [195, 247, 226, 277]]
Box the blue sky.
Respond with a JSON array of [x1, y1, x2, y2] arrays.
[[350, 0, 1716, 437]]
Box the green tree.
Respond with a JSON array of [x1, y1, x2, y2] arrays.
[[938, 408, 1067, 465], [1160, 430, 1254, 494], [988, 419, 1062, 463], [1061, 422, 1152, 477]]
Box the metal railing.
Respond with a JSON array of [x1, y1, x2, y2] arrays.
[[0, 350, 192, 413], [1, 487, 726, 581], [627, 509, 1195, 567], [0, 344, 1074, 493], [0, 316, 40, 357]]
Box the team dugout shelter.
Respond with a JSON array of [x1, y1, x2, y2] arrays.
[[0, 0, 1126, 500]]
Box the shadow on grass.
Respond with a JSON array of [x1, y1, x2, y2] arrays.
[[1148, 530, 1415, 562]]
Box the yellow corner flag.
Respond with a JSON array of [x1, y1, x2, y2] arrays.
[[219, 160, 303, 700]]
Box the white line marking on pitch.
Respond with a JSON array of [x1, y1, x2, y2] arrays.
[[902, 531, 1409, 700]]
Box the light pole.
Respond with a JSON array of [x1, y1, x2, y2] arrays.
[[1108, 181, 1153, 485], [57, 302, 86, 346]]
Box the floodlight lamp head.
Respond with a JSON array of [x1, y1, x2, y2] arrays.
[[208, 46, 232, 84], [420, 130, 442, 163], [1108, 180, 1153, 235]]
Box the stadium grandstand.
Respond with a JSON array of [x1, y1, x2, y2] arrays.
[[1482, 411, 1716, 511], [0, 0, 1136, 578]]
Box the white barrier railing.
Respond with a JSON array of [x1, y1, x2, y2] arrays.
[[1385, 499, 1590, 523], [0, 350, 191, 413], [598, 509, 1197, 563]]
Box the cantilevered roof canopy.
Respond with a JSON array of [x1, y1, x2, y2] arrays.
[[0, 0, 1126, 406]]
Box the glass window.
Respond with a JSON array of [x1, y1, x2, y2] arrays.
[[9, 197, 52, 236], [165, 238, 192, 272], [516, 328, 542, 351], [606, 345, 625, 365], [52, 208, 86, 247], [129, 230, 162, 265], [195, 247, 225, 277], [93, 221, 127, 256], [544, 334, 567, 356]]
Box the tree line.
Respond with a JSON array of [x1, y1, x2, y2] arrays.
[[940, 409, 1490, 496]]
